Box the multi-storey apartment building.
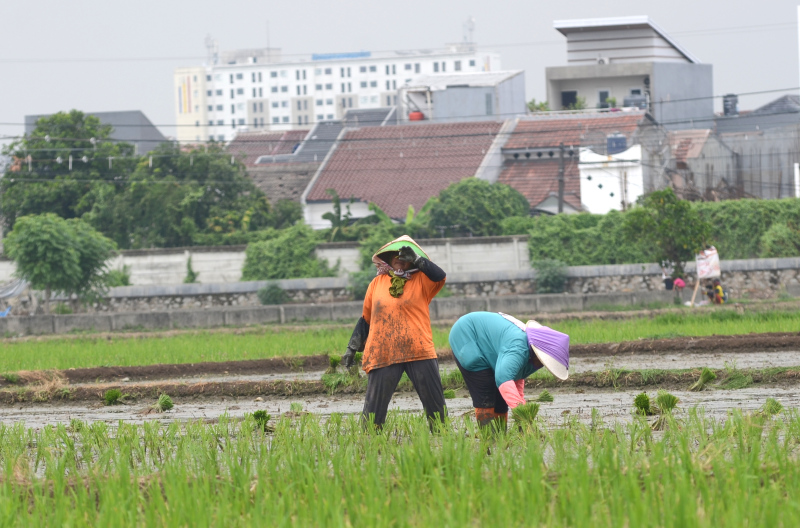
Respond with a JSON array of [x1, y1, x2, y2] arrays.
[[174, 44, 500, 142]]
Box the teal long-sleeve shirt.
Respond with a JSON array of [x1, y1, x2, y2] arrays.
[[448, 312, 541, 388]]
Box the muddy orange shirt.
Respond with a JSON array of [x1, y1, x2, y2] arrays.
[[361, 272, 445, 373]]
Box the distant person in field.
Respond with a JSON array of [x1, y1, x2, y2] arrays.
[[448, 312, 570, 430], [712, 279, 726, 304], [342, 235, 447, 428]]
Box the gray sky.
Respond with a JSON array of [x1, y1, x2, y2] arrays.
[[1, 0, 799, 141]]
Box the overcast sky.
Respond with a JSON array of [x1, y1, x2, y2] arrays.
[[1, 0, 799, 142]]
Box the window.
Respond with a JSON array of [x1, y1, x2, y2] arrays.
[[253, 102, 258, 112], [392, 80, 396, 89], [252, 88, 256, 97], [469, 59, 476, 67], [405, 63, 412, 71], [282, 116, 289, 123], [303, 70, 307, 80], [369, 65, 376, 72], [360, 96, 368, 104], [230, 74, 234, 83], [433, 62, 439, 72], [347, 67, 351, 77], [630, 88, 642, 95], [207, 90, 212, 96], [259, 87, 263, 97], [361, 81, 367, 88], [252, 72, 256, 82], [442, 62, 446, 72], [561, 91, 578, 108], [208, 120, 213, 126], [455, 60, 462, 71], [238, 118, 245, 125], [385, 65, 390, 75], [281, 86, 288, 92], [297, 101, 302, 110], [281, 101, 288, 107], [414, 63, 420, 73], [297, 86, 301, 95], [303, 85, 307, 95], [217, 120, 224, 125], [260, 117, 264, 126], [327, 114, 334, 119], [296, 70, 301, 80], [271, 86, 278, 93], [206, 75, 212, 81], [259, 102, 263, 112], [216, 89, 223, 96], [370, 95, 378, 103], [316, 99, 323, 106], [485, 93, 493, 115], [236, 73, 243, 80], [325, 83, 333, 90], [315, 83, 322, 90], [230, 89, 234, 99], [315, 68, 322, 75], [317, 114, 324, 120], [340, 67, 345, 77], [598, 90, 610, 108], [386, 80, 390, 90], [258, 72, 262, 82], [273, 117, 279, 123], [348, 82, 352, 92], [370, 81, 377, 88], [280, 70, 287, 77], [326, 99, 333, 105], [303, 100, 308, 110], [270, 71, 278, 78], [231, 104, 235, 114], [341, 83, 345, 93], [360, 66, 367, 73], [207, 105, 213, 111], [216, 105, 223, 111], [236, 88, 244, 95], [324, 68, 332, 74], [386, 96, 392, 105], [392, 64, 396, 75], [272, 102, 279, 108], [217, 134, 225, 140]]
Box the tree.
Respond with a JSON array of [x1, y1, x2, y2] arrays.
[[527, 99, 550, 112], [241, 223, 337, 280], [4, 214, 116, 310], [426, 178, 530, 237], [623, 188, 711, 277]]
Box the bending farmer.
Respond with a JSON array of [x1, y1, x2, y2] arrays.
[[343, 235, 447, 427], [449, 312, 570, 429]]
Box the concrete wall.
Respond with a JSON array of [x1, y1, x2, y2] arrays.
[[650, 63, 714, 130], [0, 289, 684, 336]]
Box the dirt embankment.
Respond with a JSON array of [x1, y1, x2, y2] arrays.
[[569, 332, 800, 356]]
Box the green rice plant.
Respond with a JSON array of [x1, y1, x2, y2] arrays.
[[689, 367, 717, 391], [511, 402, 541, 424], [328, 354, 341, 370], [289, 402, 303, 413], [759, 398, 784, 417], [721, 361, 754, 390], [443, 389, 456, 399], [152, 393, 173, 413], [652, 390, 679, 430], [535, 389, 554, 403], [633, 392, 655, 416], [103, 389, 123, 406], [441, 369, 465, 390], [1, 372, 20, 384], [250, 410, 273, 432]]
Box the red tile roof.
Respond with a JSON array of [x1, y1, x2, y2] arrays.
[[227, 130, 309, 166], [306, 121, 503, 218], [668, 129, 710, 165], [497, 158, 583, 211], [504, 112, 645, 150]]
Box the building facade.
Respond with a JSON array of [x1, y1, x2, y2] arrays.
[[174, 45, 500, 143]]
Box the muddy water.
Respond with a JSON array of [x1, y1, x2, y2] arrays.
[[2, 386, 797, 430]]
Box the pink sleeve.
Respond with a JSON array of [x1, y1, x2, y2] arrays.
[[498, 380, 525, 409], [514, 379, 525, 400]]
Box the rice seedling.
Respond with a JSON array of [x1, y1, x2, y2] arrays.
[[535, 389, 554, 403], [633, 392, 655, 416], [152, 393, 173, 413], [721, 361, 754, 390], [327, 354, 341, 372], [689, 367, 717, 391], [250, 410, 273, 432], [443, 389, 456, 399], [759, 398, 784, 417], [103, 388, 123, 406], [652, 390, 679, 430], [511, 402, 541, 424], [289, 402, 303, 413]]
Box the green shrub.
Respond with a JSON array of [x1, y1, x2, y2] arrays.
[[257, 283, 289, 305], [184, 257, 199, 284], [759, 222, 800, 258], [53, 303, 73, 315], [242, 223, 337, 280], [104, 265, 131, 287], [534, 259, 567, 293]]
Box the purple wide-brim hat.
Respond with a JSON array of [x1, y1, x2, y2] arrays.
[[526, 322, 570, 380]]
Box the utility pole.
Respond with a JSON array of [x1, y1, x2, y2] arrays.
[[558, 143, 565, 213]]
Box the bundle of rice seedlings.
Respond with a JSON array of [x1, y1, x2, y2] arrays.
[[689, 367, 717, 392], [443, 389, 456, 399], [104, 389, 123, 406], [511, 402, 540, 425], [758, 398, 783, 417], [327, 355, 341, 373], [252, 410, 273, 431], [152, 394, 174, 413], [652, 390, 679, 430], [536, 389, 554, 403], [633, 392, 655, 416]]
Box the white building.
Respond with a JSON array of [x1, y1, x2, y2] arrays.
[[174, 45, 500, 143], [579, 144, 643, 214]]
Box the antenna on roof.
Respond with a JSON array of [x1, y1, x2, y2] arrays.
[[463, 16, 475, 43]]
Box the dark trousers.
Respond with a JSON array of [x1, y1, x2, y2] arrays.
[[453, 356, 508, 414], [362, 358, 446, 426]]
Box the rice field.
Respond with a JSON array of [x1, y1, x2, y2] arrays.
[[0, 409, 798, 526], [0, 309, 798, 373]]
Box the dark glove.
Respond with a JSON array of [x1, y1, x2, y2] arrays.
[[342, 346, 356, 368], [398, 246, 418, 264]]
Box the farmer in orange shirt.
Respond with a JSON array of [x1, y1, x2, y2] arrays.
[[342, 235, 447, 427]]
